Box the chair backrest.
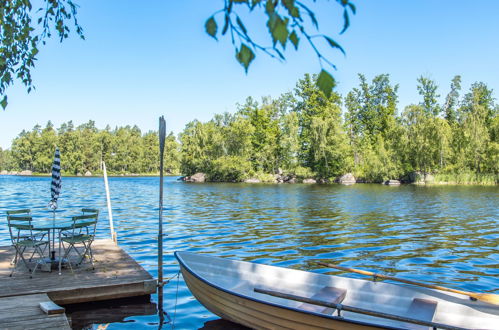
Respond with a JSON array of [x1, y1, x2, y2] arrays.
[[6, 215, 34, 244], [82, 208, 99, 215], [6, 209, 31, 215], [70, 213, 98, 238]]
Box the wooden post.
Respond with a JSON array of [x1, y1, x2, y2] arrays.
[[102, 161, 117, 243], [158, 116, 166, 305]]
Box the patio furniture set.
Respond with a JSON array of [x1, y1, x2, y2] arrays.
[[6, 208, 99, 278]]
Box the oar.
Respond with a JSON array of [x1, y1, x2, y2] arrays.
[[315, 262, 499, 305]]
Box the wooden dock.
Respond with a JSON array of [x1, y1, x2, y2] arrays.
[[0, 294, 71, 330], [0, 239, 156, 328]]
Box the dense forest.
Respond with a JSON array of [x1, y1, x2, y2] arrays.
[[0, 122, 180, 175], [1, 73, 498, 183]]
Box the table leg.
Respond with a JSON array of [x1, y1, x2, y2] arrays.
[[58, 229, 62, 275]]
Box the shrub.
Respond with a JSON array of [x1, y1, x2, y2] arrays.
[[207, 156, 252, 182]]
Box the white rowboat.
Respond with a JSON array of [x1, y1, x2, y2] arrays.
[[175, 251, 499, 329]]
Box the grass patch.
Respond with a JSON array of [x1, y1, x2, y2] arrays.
[[433, 173, 498, 185]]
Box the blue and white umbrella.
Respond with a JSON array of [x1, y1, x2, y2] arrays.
[[48, 147, 62, 211]]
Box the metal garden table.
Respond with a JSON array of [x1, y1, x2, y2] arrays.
[[32, 215, 73, 271]]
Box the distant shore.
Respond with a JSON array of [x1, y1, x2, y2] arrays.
[[0, 171, 178, 178], [2, 171, 496, 185], [179, 172, 498, 186]]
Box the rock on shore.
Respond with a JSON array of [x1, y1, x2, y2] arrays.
[[244, 178, 261, 183], [408, 171, 435, 184], [338, 173, 356, 185], [19, 170, 33, 176], [302, 178, 317, 184], [183, 172, 206, 182]]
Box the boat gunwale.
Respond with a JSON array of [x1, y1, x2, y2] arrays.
[[174, 251, 403, 330]]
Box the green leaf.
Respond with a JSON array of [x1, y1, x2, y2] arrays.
[[282, 0, 299, 18], [317, 70, 335, 98], [205, 17, 217, 39], [340, 9, 350, 34], [273, 18, 289, 48], [1, 96, 7, 110], [236, 16, 247, 35], [265, 0, 275, 15], [289, 30, 299, 50], [222, 15, 229, 35], [300, 4, 318, 28], [324, 36, 345, 55], [250, 0, 262, 9], [236, 44, 255, 73], [348, 3, 356, 14]]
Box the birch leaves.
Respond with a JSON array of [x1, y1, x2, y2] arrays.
[[205, 0, 355, 97]]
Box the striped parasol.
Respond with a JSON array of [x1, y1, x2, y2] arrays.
[[48, 147, 62, 211]]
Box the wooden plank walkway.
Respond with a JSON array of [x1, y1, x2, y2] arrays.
[[0, 239, 157, 305], [0, 293, 71, 330]]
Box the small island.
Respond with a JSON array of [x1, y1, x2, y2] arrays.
[[2, 74, 496, 185]]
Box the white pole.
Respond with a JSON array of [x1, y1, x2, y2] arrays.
[[102, 161, 117, 243]]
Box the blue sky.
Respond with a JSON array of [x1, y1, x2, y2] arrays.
[[1, 0, 499, 149]]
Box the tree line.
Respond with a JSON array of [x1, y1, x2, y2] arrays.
[[0, 121, 180, 175], [179, 74, 498, 183], [1, 73, 498, 183]]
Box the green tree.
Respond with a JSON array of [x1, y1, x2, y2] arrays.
[[443, 75, 462, 123], [164, 132, 180, 174], [238, 97, 280, 172], [402, 105, 451, 175], [416, 76, 440, 116], [345, 74, 400, 181], [34, 121, 57, 172], [456, 82, 496, 172]]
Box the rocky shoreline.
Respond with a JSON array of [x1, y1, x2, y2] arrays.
[[3, 170, 494, 185], [180, 172, 448, 185]]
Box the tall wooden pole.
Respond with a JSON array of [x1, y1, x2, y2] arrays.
[[158, 116, 166, 311], [102, 161, 117, 243]]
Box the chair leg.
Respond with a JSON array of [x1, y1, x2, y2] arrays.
[[18, 247, 32, 272], [60, 242, 75, 275], [10, 249, 19, 265], [9, 246, 23, 277], [29, 246, 42, 278], [77, 241, 94, 269]]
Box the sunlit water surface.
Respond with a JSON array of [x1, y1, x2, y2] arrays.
[[0, 176, 497, 329]]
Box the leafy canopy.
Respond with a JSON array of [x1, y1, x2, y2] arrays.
[[0, 0, 84, 109], [0, 0, 355, 109]]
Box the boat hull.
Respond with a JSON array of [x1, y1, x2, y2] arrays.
[[179, 261, 384, 330]]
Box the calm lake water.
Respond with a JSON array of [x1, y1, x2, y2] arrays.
[[0, 175, 498, 329]]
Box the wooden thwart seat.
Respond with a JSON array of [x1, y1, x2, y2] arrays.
[[297, 286, 347, 314], [403, 298, 438, 330]]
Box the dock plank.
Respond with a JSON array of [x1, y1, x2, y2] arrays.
[[0, 293, 70, 330], [0, 239, 156, 304]]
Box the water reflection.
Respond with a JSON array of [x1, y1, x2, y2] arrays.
[[0, 176, 497, 329], [65, 296, 157, 329]]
